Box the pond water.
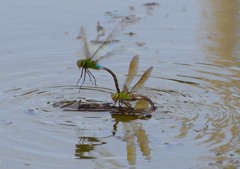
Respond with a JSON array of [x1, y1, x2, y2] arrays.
[[0, 0, 240, 168]]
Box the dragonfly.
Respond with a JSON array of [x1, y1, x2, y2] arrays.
[[76, 25, 120, 93], [111, 55, 156, 110]]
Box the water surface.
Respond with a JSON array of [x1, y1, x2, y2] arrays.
[[0, 0, 240, 168]]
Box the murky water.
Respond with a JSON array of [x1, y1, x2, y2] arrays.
[[1, 0, 240, 168]]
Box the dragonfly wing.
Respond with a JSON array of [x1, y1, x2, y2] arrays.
[[130, 66, 153, 92], [91, 22, 122, 60], [80, 26, 91, 58], [95, 53, 112, 62], [123, 55, 139, 92]]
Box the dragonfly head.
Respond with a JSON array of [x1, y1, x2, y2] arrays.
[[111, 93, 119, 102], [76, 59, 86, 68]]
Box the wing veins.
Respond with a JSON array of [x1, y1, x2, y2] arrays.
[[130, 66, 153, 92], [123, 55, 139, 92], [80, 27, 91, 58]]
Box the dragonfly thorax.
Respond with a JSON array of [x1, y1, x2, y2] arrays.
[[77, 58, 101, 70], [111, 91, 133, 102]]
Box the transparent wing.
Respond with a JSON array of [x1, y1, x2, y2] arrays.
[[123, 55, 139, 92], [95, 47, 122, 62], [95, 55, 111, 62], [130, 66, 153, 92], [91, 22, 122, 60], [80, 26, 91, 58]]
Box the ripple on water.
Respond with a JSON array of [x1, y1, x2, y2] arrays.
[[0, 83, 118, 167], [1, 7, 240, 167], [1, 48, 240, 168]]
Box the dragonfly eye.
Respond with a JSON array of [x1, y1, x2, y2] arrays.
[[77, 60, 85, 68], [111, 93, 118, 101]]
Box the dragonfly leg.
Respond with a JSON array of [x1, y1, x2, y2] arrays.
[[121, 100, 135, 110], [86, 69, 97, 86], [112, 99, 122, 108], [86, 69, 92, 83], [111, 99, 123, 108], [111, 100, 117, 107], [76, 67, 84, 86], [79, 69, 87, 91]]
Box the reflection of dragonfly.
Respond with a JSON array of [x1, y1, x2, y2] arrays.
[[111, 114, 151, 165], [75, 136, 106, 159], [111, 55, 156, 110], [76, 26, 120, 93]]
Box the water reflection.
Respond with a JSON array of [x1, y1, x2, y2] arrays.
[[201, 0, 240, 98], [200, 0, 240, 166], [73, 115, 151, 167], [75, 136, 107, 159], [112, 115, 151, 166]]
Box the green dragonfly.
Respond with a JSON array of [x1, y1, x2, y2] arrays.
[[76, 26, 120, 93], [111, 55, 156, 110]]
